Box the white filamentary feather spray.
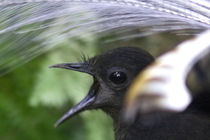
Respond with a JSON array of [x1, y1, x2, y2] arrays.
[[0, 0, 210, 76], [1, 0, 210, 115]]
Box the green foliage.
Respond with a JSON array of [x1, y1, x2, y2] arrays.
[[0, 35, 114, 140]]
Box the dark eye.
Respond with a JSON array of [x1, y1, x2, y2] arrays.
[[109, 71, 127, 84]]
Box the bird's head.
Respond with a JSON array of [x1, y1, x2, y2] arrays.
[[50, 46, 154, 127]]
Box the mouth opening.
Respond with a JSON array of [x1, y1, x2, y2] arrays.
[[54, 77, 100, 127]]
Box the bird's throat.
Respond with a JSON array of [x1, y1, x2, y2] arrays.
[[101, 107, 134, 140]]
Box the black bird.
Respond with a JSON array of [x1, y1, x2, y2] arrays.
[[50, 46, 210, 140], [50, 46, 154, 139]]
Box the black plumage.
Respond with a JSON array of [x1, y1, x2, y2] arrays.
[[50, 46, 210, 140]]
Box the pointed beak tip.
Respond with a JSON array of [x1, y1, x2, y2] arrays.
[[54, 122, 59, 128], [54, 118, 64, 128], [54, 115, 68, 127], [49, 64, 57, 68], [49, 64, 61, 68]]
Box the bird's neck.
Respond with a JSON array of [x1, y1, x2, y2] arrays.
[[101, 107, 127, 140], [101, 107, 172, 140], [101, 107, 121, 121], [101, 107, 147, 140]]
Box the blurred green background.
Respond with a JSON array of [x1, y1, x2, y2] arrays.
[[0, 32, 191, 140], [0, 4, 192, 140]]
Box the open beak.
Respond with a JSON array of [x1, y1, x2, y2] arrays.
[[49, 63, 99, 127]]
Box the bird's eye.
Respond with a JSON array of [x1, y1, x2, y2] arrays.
[[109, 71, 127, 84]]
